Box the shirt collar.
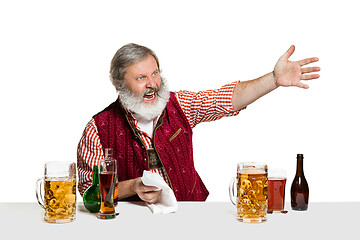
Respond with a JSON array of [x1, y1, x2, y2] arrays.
[[124, 108, 161, 137]]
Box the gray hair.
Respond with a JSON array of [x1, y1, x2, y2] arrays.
[[110, 43, 160, 92]]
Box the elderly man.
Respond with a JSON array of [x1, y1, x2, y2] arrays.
[[77, 43, 320, 203]]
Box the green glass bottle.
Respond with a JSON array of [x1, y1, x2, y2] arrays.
[[83, 165, 101, 213]]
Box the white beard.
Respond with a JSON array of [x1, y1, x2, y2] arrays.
[[117, 76, 170, 121]]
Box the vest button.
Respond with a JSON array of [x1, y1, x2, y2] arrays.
[[143, 158, 147, 162]]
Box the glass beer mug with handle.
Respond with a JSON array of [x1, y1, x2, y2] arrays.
[[229, 162, 268, 223], [36, 162, 77, 224]]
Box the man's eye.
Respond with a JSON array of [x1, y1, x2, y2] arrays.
[[152, 71, 158, 76], [137, 77, 143, 80]]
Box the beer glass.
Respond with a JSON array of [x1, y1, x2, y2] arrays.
[[268, 169, 287, 213], [36, 162, 77, 224], [98, 158, 117, 220], [229, 162, 268, 223]]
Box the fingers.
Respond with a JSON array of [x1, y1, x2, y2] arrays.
[[131, 178, 162, 204], [140, 189, 162, 204], [301, 66, 320, 74], [280, 45, 295, 61], [276, 46, 320, 89], [131, 177, 159, 193], [136, 180, 159, 193], [141, 186, 161, 204], [141, 185, 160, 193], [301, 66, 320, 81], [297, 72, 319, 89], [298, 57, 319, 66], [301, 74, 320, 80], [296, 82, 309, 89]]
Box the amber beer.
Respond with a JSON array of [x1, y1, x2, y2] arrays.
[[36, 162, 77, 224], [268, 178, 286, 211], [267, 169, 287, 212], [236, 165, 268, 223], [104, 148, 118, 206], [44, 178, 76, 222], [99, 172, 116, 215], [98, 158, 117, 219]]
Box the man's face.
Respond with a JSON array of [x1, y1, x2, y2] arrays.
[[124, 54, 161, 104], [118, 54, 170, 121]]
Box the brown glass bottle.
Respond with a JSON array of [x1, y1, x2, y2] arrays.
[[290, 154, 309, 211]]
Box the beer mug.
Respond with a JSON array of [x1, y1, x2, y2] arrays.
[[229, 162, 268, 223], [36, 162, 77, 223]]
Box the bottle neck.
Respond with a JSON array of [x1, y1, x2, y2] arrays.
[[105, 148, 114, 159], [92, 165, 99, 184], [296, 157, 304, 176]]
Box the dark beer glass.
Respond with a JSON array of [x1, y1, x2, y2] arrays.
[[268, 169, 287, 213]]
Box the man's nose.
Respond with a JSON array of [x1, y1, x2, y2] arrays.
[[145, 76, 157, 88]]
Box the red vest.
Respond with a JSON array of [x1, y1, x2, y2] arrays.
[[93, 92, 209, 201]]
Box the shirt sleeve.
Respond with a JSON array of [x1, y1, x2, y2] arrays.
[[77, 118, 104, 196], [175, 81, 244, 128]]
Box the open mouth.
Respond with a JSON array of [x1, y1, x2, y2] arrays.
[[143, 92, 157, 101]]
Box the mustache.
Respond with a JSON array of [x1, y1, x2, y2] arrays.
[[142, 85, 160, 97]]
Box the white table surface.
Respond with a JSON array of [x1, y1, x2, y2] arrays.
[[1, 202, 359, 240]]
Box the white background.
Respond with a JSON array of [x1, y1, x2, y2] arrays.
[[1, 0, 359, 203]]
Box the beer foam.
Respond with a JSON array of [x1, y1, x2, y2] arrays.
[[45, 176, 75, 181], [268, 177, 286, 180], [239, 168, 266, 174]]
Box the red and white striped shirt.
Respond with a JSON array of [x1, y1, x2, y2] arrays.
[[77, 81, 242, 196]]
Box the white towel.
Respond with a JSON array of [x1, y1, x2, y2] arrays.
[[141, 170, 178, 214]]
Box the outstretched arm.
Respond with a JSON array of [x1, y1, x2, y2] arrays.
[[232, 45, 320, 111]]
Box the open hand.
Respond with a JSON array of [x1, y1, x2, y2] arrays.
[[273, 45, 320, 89]]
